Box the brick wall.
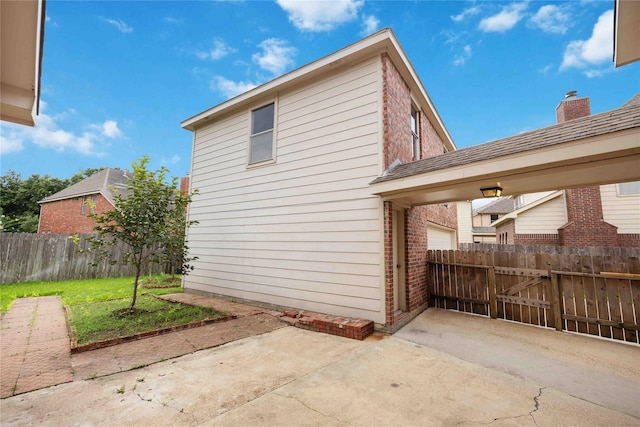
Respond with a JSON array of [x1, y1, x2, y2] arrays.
[[558, 187, 619, 246], [383, 201, 394, 326], [38, 194, 114, 234], [555, 97, 591, 124], [514, 233, 560, 245], [381, 53, 458, 321], [618, 234, 640, 247], [382, 54, 412, 168], [496, 221, 515, 244]]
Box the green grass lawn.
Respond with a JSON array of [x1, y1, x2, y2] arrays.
[[69, 295, 225, 345], [0, 275, 226, 346]]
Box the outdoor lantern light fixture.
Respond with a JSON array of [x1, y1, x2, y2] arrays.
[[480, 186, 503, 198]]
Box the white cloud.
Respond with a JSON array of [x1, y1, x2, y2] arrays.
[[0, 128, 24, 154], [560, 9, 613, 72], [529, 5, 571, 34], [0, 105, 124, 156], [163, 17, 183, 24], [451, 6, 480, 23], [210, 76, 258, 98], [453, 45, 472, 66], [479, 3, 527, 33], [252, 38, 297, 75], [360, 15, 380, 36], [276, 0, 363, 32], [195, 38, 236, 61], [101, 120, 122, 138], [539, 64, 553, 74], [101, 18, 133, 33]]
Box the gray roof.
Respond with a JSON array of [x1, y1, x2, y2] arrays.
[[39, 168, 131, 205], [475, 197, 514, 214], [371, 93, 640, 185], [472, 226, 495, 234]]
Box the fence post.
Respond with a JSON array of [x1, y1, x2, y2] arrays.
[[550, 271, 563, 331], [488, 266, 497, 319]]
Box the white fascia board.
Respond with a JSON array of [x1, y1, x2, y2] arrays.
[[181, 28, 455, 153], [181, 29, 394, 131]]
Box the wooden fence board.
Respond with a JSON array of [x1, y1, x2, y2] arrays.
[[0, 233, 166, 283], [580, 254, 599, 336], [427, 246, 639, 345]]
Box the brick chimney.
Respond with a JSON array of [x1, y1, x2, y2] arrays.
[[555, 90, 591, 124], [180, 174, 190, 195], [555, 91, 618, 246]]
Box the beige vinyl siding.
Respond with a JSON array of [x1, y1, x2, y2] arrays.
[[601, 184, 640, 233], [185, 57, 384, 323], [456, 201, 473, 243], [515, 195, 566, 234]]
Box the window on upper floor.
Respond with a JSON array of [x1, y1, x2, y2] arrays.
[[490, 214, 499, 222], [618, 181, 640, 195], [411, 106, 420, 161], [515, 195, 524, 209], [82, 195, 97, 214], [249, 102, 275, 165]]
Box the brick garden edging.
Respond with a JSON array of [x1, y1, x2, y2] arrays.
[[280, 310, 374, 340], [64, 305, 236, 354]]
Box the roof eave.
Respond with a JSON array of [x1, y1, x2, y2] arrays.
[[181, 28, 455, 151]]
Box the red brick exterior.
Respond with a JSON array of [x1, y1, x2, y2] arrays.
[[496, 220, 516, 244], [555, 97, 591, 123], [38, 194, 114, 234], [514, 234, 560, 245], [383, 201, 395, 326], [558, 187, 619, 247], [381, 54, 457, 325], [180, 176, 190, 194], [618, 234, 640, 247], [382, 54, 412, 168]]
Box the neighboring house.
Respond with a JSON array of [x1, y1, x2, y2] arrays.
[[456, 201, 473, 244], [0, 0, 45, 126], [492, 93, 640, 247], [38, 168, 130, 234], [181, 29, 457, 329], [471, 197, 514, 243]]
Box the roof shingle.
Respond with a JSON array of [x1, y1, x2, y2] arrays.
[[38, 168, 131, 205], [371, 95, 640, 185]]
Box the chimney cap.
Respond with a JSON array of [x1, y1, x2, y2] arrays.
[[565, 90, 578, 99]]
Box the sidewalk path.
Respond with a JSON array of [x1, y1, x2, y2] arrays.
[[1, 293, 286, 396], [0, 297, 73, 398]]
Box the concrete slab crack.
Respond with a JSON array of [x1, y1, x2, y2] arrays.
[[456, 386, 546, 426], [273, 393, 354, 426]]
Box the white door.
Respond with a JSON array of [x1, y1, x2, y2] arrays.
[[427, 223, 456, 250]]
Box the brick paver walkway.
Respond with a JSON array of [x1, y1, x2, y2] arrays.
[[1, 297, 73, 398], [71, 314, 284, 380], [1, 294, 286, 397]]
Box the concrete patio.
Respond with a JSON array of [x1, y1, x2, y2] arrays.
[[2, 308, 638, 426]]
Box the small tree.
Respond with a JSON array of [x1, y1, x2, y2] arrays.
[[80, 156, 198, 309]]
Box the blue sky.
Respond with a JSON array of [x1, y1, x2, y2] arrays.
[[1, 0, 638, 181]]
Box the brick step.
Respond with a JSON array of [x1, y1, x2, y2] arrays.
[[280, 310, 374, 340]]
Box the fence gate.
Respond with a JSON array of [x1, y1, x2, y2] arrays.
[[428, 249, 640, 345]]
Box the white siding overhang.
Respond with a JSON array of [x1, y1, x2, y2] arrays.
[[370, 111, 640, 206], [614, 0, 640, 67], [181, 28, 455, 152], [0, 0, 45, 127]]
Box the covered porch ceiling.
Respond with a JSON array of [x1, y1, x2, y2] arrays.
[[0, 0, 45, 127], [371, 99, 640, 206]]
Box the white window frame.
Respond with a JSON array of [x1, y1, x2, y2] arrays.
[[247, 98, 278, 167], [411, 106, 420, 161], [617, 181, 640, 196]]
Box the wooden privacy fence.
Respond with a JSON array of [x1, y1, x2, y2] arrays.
[[428, 248, 640, 344], [0, 233, 166, 284]]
